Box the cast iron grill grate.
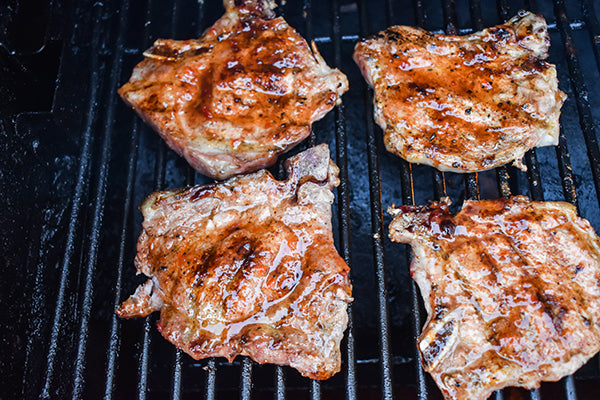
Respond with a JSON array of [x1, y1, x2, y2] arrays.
[[2, 0, 600, 399]]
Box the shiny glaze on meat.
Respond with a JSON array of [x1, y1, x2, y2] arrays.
[[119, 0, 348, 180], [117, 144, 352, 380], [389, 197, 600, 400], [354, 11, 566, 172]]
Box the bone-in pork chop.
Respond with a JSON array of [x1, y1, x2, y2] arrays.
[[354, 11, 566, 172], [389, 196, 600, 400], [119, 0, 348, 180], [117, 144, 352, 380]]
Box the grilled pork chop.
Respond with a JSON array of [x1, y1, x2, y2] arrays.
[[389, 197, 600, 400], [119, 0, 348, 180], [354, 11, 566, 172], [117, 144, 352, 380]]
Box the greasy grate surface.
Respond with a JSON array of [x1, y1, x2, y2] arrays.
[[2, 0, 600, 398]]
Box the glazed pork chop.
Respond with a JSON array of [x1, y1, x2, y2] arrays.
[[354, 11, 566, 172], [119, 0, 348, 180], [389, 197, 600, 400], [117, 144, 352, 380]]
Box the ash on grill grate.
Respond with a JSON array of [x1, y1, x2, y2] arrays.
[[2, 0, 600, 399]]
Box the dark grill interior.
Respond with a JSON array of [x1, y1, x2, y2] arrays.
[[2, 0, 600, 398]]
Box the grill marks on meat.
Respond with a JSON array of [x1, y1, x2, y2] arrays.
[[388, 197, 600, 400], [354, 11, 566, 172], [119, 0, 348, 180], [117, 144, 352, 380]]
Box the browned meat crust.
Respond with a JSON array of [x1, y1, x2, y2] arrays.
[[119, 0, 348, 179], [117, 144, 352, 380], [354, 11, 566, 172], [389, 196, 600, 400]]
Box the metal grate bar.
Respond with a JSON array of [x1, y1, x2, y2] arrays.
[[138, 318, 152, 400], [104, 118, 140, 400], [432, 170, 447, 199], [72, 1, 131, 397], [525, 160, 544, 400], [497, 0, 510, 21], [206, 359, 217, 400], [169, 0, 196, 396], [414, 0, 425, 26], [442, 0, 480, 201], [406, 2, 433, 399], [410, 277, 429, 400], [365, 69, 395, 399], [580, 0, 600, 72], [398, 172, 429, 400], [304, 0, 317, 149], [495, 389, 504, 400], [304, 0, 313, 46], [469, 0, 484, 29], [358, 1, 394, 398], [136, 1, 167, 398], [464, 174, 480, 200], [241, 357, 253, 400], [275, 366, 286, 400], [525, 150, 544, 201], [154, 136, 167, 189], [310, 380, 321, 400], [330, 0, 357, 398], [536, 4, 586, 400], [270, 3, 293, 398], [395, 162, 427, 400], [555, 149, 581, 399], [416, 0, 448, 200], [495, 166, 512, 197], [302, 0, 321, 396], [172, 350, 183, 400], [518, 1, 546, 203], [553, 0, 600, 209], [555, 127, 580, 210], [443, 0, 459, 34], [386, 0, 395, 25], [564, 375, 578, 400], [468, 0, 513, 199], [21, 209, 59, 397], [41, 4, 105, 397], [530, 389, 541, 400], [470, 4, 510, 400]]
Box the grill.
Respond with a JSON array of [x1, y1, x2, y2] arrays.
[[2, 0, 600, 398]]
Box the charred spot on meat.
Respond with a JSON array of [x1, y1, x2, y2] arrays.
[[389, 196, 600, 400], [117, 144, 352, 380], [354, 12, 566, 172], [119, 0, 348, 180]]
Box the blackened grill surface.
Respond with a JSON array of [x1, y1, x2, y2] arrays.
[[2, 0, 600, 399]]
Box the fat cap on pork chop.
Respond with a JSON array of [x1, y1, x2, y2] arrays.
[[119, 0, 348, 179], [117, 144, 352, 380], [389, 197, 600, 400]]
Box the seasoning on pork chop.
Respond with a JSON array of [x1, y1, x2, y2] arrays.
[[117, 144, 352, 380], [388, 196, 600, 400], [354, 11, 566, 172], [118, 0, 348, 180]]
